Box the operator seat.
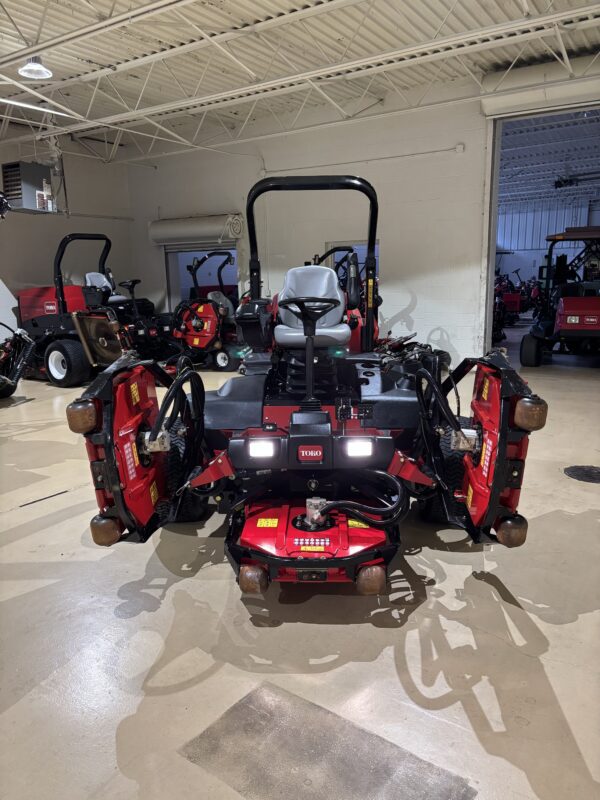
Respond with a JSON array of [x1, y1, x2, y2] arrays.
[[85, 272, 128, 303], [274, 265, 351, 347], [207, 290, 235, 321]]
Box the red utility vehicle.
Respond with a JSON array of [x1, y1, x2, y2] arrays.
[[521, 227, 600, 366]]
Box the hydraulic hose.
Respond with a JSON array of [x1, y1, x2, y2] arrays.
[[320, 470, 409, 529], [149, 367, 205, 442], [415, 367, 461, 432]]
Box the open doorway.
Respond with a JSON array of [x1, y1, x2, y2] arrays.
[[491, 107, 600, 366]]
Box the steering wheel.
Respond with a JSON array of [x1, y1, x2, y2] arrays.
[[278, 296, 340, 336]]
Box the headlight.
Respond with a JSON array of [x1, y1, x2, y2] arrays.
[[566, 315, 579, 324], [248, 439, 275, 458], [346, 438, 373, 457]]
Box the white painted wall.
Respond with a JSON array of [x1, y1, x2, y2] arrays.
[[0, 150, 133, 329], [128, 98, 490, 363]]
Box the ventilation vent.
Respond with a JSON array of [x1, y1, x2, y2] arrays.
[[1, 162, 22, 203], [1, 160, 54, 211]]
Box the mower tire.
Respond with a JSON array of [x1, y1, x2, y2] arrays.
[[520, 334, 543, 368], [44, 339, 91, 387], [0, 376, 17, 399], [213, 349, 241, 372]]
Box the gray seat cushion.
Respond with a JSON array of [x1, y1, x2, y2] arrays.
[[275, 265, 350, 348], [85, 271, 112, 291], [207, 290, 235, 321], [86, 271, 128, 303], [274, 323, 351, 347]]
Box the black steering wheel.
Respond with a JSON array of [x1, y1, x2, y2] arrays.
[[278, 296, 340, 336]]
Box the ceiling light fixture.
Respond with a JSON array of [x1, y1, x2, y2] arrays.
[[18, 56, 53, 80]]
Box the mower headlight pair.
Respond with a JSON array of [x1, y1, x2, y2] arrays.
[[566, 315, 579, 324]]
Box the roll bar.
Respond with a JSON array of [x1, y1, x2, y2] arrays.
[[246, 175, 379, 349], [187, 250, 233, 296], [54, 233, 112, 314]]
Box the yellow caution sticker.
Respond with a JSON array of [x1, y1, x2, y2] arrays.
[[132, 441, 140, 467], [479, 440, 487, 467], [481, 378, 489, 401], [150, 481, 158, 506], [367, 279, 374, 308], [300, 545, 325, 552], [130, 382, 140, 405], [197, 305, 204, 313], [193, 337, 200, 346], [466, 484, 473, 509], [348, 519, 368, 528], [257, 518, 278, 528]]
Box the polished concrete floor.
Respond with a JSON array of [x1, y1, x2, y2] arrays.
[[0, 327, 599, 800]]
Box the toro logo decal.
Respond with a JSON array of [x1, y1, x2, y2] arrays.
[[297, 444, 323, 463], [44, 301, 57, 314]]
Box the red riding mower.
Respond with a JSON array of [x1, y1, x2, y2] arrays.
[[67, 176, 547, 597], [170, 250, 242, 371], [16, 233, 179, 387], [521, 226, 600, 366]]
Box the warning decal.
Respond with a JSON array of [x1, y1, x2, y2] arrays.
[[123, 442, 137, 480], [481, 378, 489, 401], [257, 518, 278, 528]]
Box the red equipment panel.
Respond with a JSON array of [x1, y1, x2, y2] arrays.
[[18, 285, 86, 321], [239, 500, 386, 582], [172, 301, 220, 350], [555, 296, 600, 333], [461, 366, 529, 529], [110, 367, 167, 527], [502, 292, 521, 313]]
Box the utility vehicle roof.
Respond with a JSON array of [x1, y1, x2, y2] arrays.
[[546, 226, 600, 243]]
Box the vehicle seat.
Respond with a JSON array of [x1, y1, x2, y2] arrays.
[[207, 290, 235, 321], [85, 271, 128, 303], [274, 265, 351, 347]]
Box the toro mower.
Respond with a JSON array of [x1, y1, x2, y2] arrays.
[[521, 227, 600, 366], [0, 323, 36, 399], [170, 250, 242, 371], [16, 233, 179, 386], [67, 176, 547, 597]]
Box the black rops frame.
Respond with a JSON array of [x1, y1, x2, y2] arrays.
[[187, 250, 233, 298], [245, 175, 379, 351], [54, 233, 112, 314]]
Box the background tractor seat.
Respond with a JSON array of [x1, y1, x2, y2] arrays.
[[274, 265, 351, 347], [207, 290, 235, 321], [85, 272, 128, 303]]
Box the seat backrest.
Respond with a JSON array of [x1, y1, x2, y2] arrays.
[[278, 266, 345, 329], [207, 290, 235, 319], [86, 271, 112, 292]]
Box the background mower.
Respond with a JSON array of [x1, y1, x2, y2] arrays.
[[170, 250, 242, 371], [67, 175, 547, 598], [16, 232, 179, 386], [520, 226, 600, 366], [0, 322, 36, 399]]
